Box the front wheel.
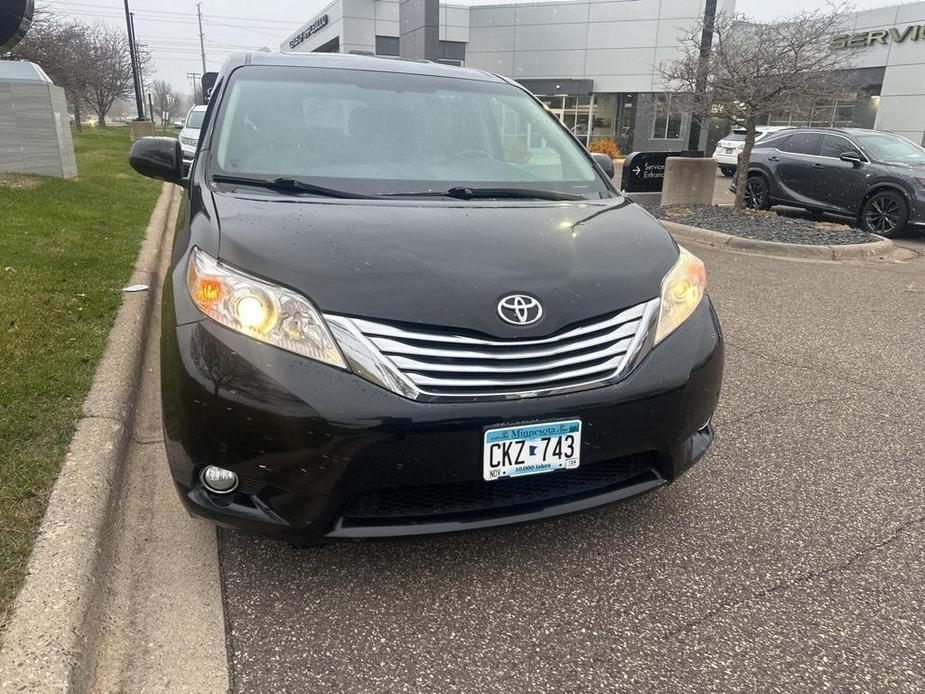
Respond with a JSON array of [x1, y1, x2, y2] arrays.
[[720, 166, 735, 177], [860, 191, 908, 238], [743, 176, 770, 210]]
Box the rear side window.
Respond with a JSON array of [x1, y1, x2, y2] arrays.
[[752, 136, 785, 150], [724, 132, 746, 142], [779, 133, 822, 155]]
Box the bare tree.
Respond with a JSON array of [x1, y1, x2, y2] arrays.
[[659, 4, 857, 210], [150, 80, 180, 130], [11, 10, 94, 130], [83, 22, 153, 127]]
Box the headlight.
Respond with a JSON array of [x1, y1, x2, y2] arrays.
[[186, 248, 346, 368], [654, 246, 706, 345], [180, 136, 197, 146]]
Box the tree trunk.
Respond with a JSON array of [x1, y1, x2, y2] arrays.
[[733, 116, 758, 211], [73, 101, 84, 132], [98, 112, 107, 127]]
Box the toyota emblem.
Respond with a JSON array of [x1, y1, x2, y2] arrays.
[[497, 294, 543, 326]]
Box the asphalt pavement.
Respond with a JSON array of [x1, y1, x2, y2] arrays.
[[218, 235, 925, 692]]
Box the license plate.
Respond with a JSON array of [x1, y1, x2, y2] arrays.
[[483, 419, 581, 481], [724, 147, 735, 154]]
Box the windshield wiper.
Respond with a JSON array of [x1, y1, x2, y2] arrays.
[[212, 175, 375, 199], [383, 186, 586, 201]]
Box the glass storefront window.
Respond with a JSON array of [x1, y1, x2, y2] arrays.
[[653, 94, 683, 139], [767, 94, 858, 128], [537, 93, 636, 152]]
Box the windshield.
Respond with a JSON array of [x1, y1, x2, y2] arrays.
[[855, 133, 925, 164], [210, 66, 609, 199], [186, 109, 206, 129]]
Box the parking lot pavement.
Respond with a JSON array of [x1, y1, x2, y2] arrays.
[[219, 244, 925, 693]]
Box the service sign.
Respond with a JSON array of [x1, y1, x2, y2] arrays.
[[620, 151, 702, 193], [289, 14, 329, 49]]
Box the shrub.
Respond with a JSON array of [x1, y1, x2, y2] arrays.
[[588, 138, 620, 159]]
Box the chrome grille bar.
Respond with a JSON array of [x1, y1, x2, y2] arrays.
[[325, 298, 659, 401]]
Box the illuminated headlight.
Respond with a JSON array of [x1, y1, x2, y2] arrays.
[[654, 246, 706, 345], [186, 248, 346, 368]]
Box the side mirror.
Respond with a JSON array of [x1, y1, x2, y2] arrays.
[[839, 151, 864, 167], [591, 152, 615, 179], [129, 137, 184, 184]]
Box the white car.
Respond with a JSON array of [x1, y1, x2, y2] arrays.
[[712, 126, 792, 176], [178, 105, 208, 173]]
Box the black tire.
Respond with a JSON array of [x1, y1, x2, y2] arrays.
[[860, 190, 908, 238], [720, 166, 735, 177], [743, 176, 770, 210]]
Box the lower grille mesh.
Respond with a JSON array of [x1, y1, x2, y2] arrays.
[[342, 453, 658, 524]]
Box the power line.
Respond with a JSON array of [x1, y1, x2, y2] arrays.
[[46, 1, 298, 26]]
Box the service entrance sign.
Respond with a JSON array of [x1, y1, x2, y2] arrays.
[[621, 151, 702, 193]]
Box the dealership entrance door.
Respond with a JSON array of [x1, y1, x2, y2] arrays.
[[536, 93, 636, 153], [538, 95, 592, 143]]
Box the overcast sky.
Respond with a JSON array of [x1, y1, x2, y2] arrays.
[[41, 0, 906, 95]]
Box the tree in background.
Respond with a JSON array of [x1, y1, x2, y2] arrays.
[[150, 80, 180, 130], [659, 4, 857, 210], [83, 22, 152, 127], [11, 10, 94, 130]]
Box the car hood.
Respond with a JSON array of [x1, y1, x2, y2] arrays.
[[213, 193, 678, 337], [180, 127, 201, 141]]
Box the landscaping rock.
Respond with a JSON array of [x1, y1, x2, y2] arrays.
[[652, 204, 877, 245]]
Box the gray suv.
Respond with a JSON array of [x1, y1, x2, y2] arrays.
[[740, 127, 925, 237]]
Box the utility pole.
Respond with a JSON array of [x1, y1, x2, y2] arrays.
[[196, 3, 207, 74], [687, 0, 717, 152], [187, 71, 202, 104], [123, 0, 145, 118]]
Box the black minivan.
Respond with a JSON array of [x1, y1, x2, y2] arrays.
[[129, 52, 723, 542]]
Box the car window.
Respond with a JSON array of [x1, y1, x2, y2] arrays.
[[779, 133, 822, 155], [820, 135, 860, 159], [854, 132, 925, 164], [752, 136, 785, 151], [211, 66, 609, 199], [186, 109, 206, 129], [723, 132, 746, 142]]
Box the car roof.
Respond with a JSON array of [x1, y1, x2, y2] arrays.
[[769, 127, 886, 137], [219, 50, 509, 85]]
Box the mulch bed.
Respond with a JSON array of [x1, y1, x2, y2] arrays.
[[652, 205, 878, 245]]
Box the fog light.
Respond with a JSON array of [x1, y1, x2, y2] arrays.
[[201, 465, 238, 494]]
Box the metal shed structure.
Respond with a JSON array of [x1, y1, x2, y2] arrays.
[[0, 60, 77, 178]]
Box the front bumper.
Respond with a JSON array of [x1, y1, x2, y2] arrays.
[[162, 299, 724, 541]]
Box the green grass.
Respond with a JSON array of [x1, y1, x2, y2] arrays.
[[0, 128, 162, 621]]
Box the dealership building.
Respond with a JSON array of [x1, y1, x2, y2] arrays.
[[282, 0, 925, 151]]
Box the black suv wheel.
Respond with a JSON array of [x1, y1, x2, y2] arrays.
[[744, 176, 770, 210], [860, 190, 908, 238]]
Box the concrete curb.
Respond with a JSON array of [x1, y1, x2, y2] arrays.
[[0, 183, 179, 693], [660, 219, 896, 261]]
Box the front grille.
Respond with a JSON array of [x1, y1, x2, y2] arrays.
[[347, 299, 656, 399], [341, 453, 659, 525]]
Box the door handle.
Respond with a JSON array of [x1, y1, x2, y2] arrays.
[[812, 163, 825, 168]]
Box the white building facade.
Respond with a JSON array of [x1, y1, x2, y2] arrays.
[[282, 0, 925, 152]]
